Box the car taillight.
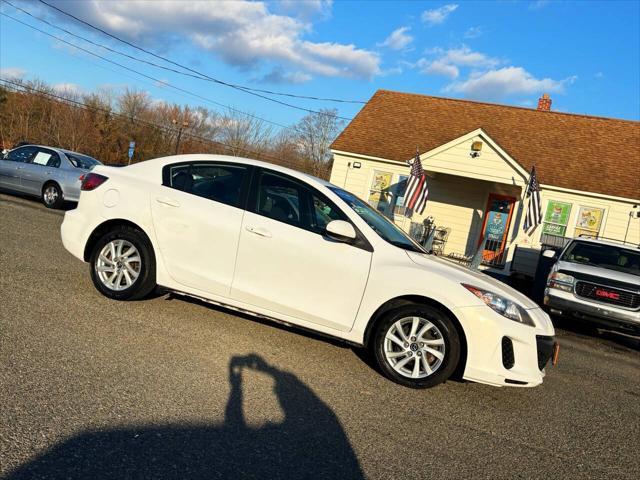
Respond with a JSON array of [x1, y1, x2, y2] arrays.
[[81, 173, 109, 191]]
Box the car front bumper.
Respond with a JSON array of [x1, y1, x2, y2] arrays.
[[544, 287, 640, 331], [454, 305, 557, 388]]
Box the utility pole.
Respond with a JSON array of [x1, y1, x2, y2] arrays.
[[172, 119, 189, 155]]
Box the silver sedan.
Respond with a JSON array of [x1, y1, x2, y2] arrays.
[[0, 144, 102, 208]]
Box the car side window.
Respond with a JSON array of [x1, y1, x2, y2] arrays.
[[309, 191, 348, 233], [166, 162, 247, 208], [31, 149, 61, 168], [5, 146, 37, 163], [255, 171, 310, 228]]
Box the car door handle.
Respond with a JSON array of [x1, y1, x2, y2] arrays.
[[245, 225, 272, 238], [155, 196, 180, 207]]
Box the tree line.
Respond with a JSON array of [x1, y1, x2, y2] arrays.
[[0, 78, 344, 178]]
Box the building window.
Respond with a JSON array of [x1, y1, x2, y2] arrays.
[[367, 170, 393, 214], [574, 206, 605, 238], [392, 175, 408, 216], [541, 200, 572, 237]]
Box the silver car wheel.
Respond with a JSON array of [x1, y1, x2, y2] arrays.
[[43, 185, 59, 205], [95, 239, 141, 291], [383, 316, 446, 379]]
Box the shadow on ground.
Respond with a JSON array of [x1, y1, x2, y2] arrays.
[[552, 316, 640, 351], [5, 355, 364, 480]]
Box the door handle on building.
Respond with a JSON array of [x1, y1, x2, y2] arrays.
[[245, 225, 272, 238]]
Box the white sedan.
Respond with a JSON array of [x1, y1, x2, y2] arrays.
[[61, 155, 557, 389]]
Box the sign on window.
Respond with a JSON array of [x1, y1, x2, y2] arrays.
[[542, 200, 572, 236], [574, 206, 604, 238], [367, 171, 393, 214]]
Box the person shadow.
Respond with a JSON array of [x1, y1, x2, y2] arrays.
[[5, 355, 364, 480]]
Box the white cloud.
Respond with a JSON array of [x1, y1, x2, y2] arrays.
[[439, 45, 500, 68], [595, 71, 604, 79], [420, 59, 459, 79], [276, 0, 333, 20], [41, 0, 379, 80], [0, 67, 26, 78], [529, 0, 550, 10], [421, 4, 458, 25], [377, 26, 413, 50], [52, 83, 83, 94], [416, 45, 500, 79], [464, 26, 483, 39], [444, 66, 576, 99]]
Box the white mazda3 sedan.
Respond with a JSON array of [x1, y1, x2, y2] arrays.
[[61, 155, 557, 389]]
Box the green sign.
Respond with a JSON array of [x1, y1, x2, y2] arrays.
[[542, 223, 567, 236], [544, 200, 572, 225]]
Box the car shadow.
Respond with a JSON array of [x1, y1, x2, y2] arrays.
[[0, 188, 76, 211], [552, 315, 640, 351], [5, 354, 364, 480]]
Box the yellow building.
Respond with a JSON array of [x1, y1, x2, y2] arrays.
[[330, 90, 640, 277]]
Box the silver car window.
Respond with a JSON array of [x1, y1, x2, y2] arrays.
[[5, 146, 37, 163]]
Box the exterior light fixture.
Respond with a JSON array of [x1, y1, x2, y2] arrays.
[[470, 141, 483, 158]]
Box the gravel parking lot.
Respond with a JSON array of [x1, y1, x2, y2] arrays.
[[1, 192, 639, 480]]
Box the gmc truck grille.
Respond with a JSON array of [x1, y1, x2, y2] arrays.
[[575, 281, 640, 309]]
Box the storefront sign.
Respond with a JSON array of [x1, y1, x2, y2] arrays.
[[486, 210, 508, 241], [542, 200, 572, 237]]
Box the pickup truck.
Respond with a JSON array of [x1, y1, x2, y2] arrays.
[[543, 237, 640, 334]]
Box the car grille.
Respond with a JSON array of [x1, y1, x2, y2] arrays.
[[575, 281, 640, 309]]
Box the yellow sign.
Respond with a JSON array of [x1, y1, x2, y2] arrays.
[[574, 206, 604, 237]]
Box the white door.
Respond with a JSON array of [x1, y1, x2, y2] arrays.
[[230, 170, 372, 332], [150, 162, 249, 297]]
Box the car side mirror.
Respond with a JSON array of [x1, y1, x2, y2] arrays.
[[325, 220, 356, 243], [542, 249, 557, 259]]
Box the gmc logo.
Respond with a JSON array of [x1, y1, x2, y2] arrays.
[[595, 289, 620, 300]]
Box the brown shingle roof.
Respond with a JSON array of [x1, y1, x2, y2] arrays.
[[331, 90, 640, 200]]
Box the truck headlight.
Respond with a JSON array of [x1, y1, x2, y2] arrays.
[[547, 271, 574, 292], [462, 284, 535, 326]]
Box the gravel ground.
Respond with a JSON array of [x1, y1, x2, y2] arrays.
[[1, 192, 639, 480]]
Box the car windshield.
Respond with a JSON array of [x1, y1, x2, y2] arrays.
[[330, 186, 425, 253], [66, 152, 101, 170], [561, 241, 640, 276]]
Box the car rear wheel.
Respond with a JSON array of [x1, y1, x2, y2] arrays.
[[42, 182, 64, 209], [89, 226, 156, 301], [373, 304, 460, 389]]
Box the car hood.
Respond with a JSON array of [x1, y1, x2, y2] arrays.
[[555, 260, 640, 287], [405, 251, 540, 309]]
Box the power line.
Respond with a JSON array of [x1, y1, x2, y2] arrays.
[[0, 77, 299, 166], [0, 11, 299, 133], [36, 0, 362, 115]]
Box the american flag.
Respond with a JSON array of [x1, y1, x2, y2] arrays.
[[523, 165, 542, 232], [404, 149, 429, 218]]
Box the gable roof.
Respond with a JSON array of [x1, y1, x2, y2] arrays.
[[331, 90, 640, 200]]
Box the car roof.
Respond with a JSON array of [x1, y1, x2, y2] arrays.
[[13, 144, 96, 159], [123, 153, 335, 189], [570, 236, 640, 250]]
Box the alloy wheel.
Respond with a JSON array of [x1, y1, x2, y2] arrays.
[[95, 239, 141, 291], [383, 316, 446, 379], [43, 185, 59, 206]]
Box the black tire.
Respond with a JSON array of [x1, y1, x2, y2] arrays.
[[89, 225, 156, 301], [42, 182, 64, 209], [372, 304, 461, 389]]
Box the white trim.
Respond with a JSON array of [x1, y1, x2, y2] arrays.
[[331, 149, 405, 165], [540, 183, 640, 204]]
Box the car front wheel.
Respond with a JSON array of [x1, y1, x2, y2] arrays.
[[373, 304, 461, 389], [89, 226, 156, 301]]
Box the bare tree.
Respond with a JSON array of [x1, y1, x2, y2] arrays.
[[293, 108, 343, 178]]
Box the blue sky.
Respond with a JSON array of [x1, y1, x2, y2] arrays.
[[1, 0, 639, 130]]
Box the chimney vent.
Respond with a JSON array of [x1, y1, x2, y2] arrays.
[[537, 93, 552, 111]]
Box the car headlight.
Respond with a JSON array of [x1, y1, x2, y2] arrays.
[[462, 284, 535, 326], [547, 271, 575, 292]]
